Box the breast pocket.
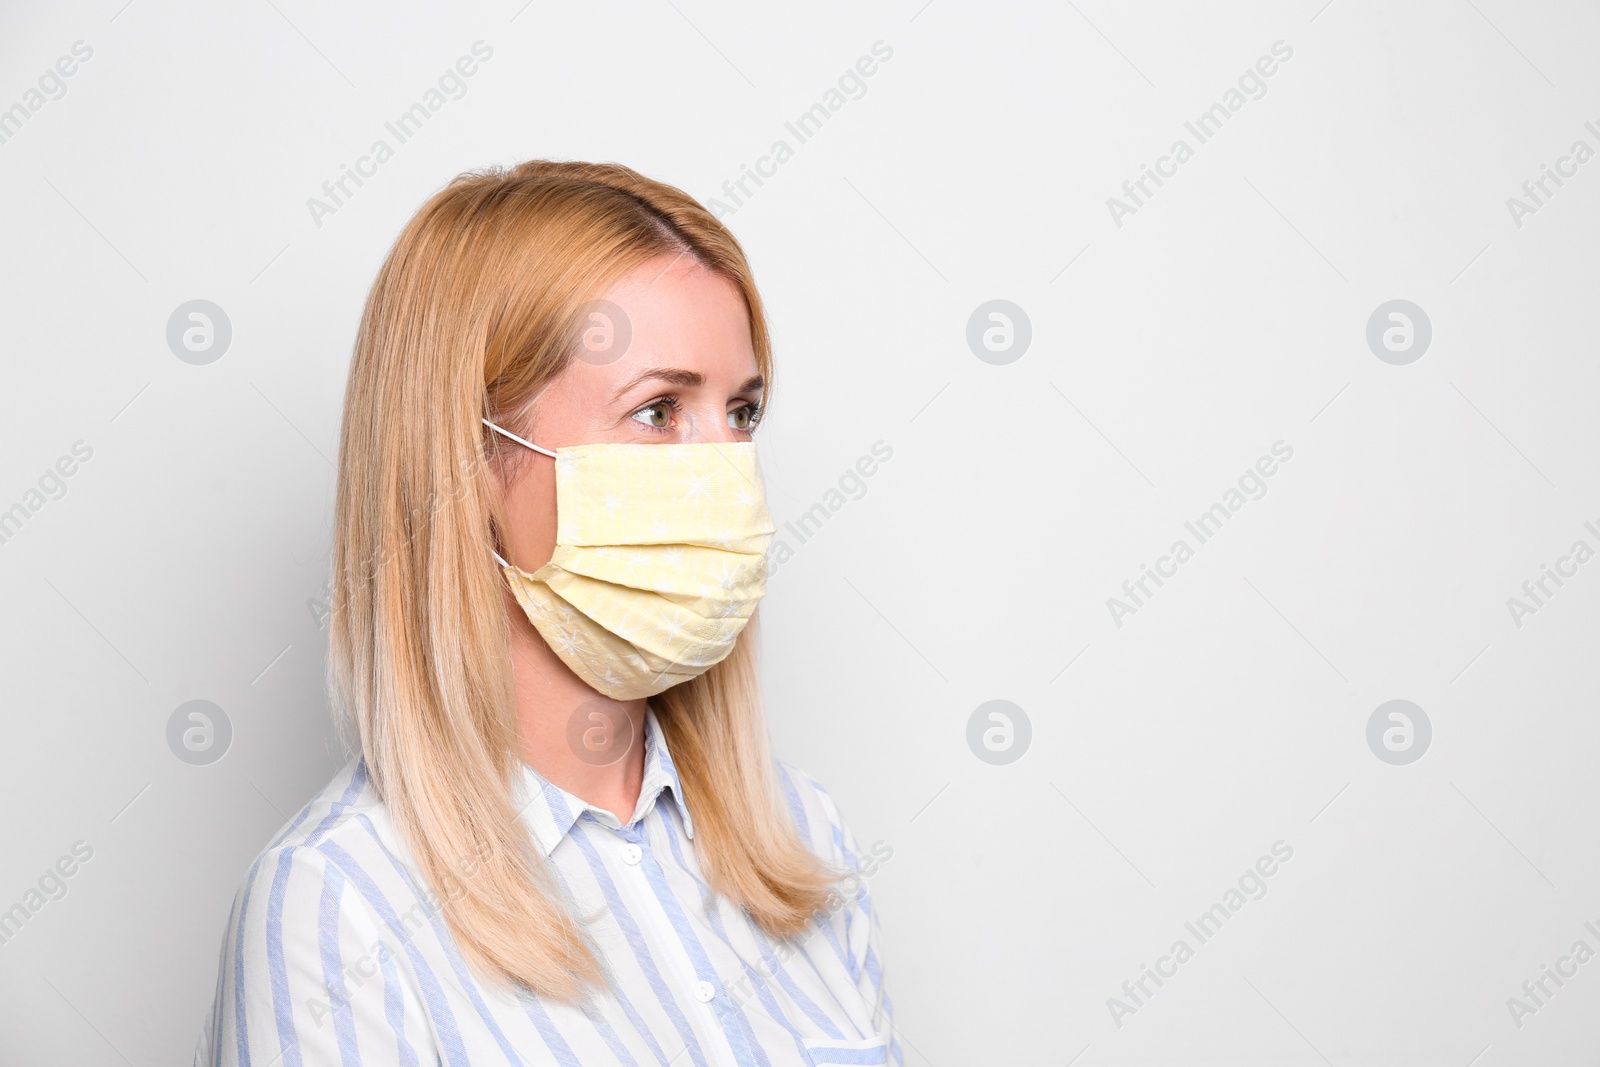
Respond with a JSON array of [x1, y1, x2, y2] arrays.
[[801, 1033, 891, 1066]]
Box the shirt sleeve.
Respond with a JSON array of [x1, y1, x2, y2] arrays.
[[788, 767, 904, 1067], [196, 842, 435, 1067]]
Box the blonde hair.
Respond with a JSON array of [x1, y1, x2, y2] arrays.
[[328, 160, 838, 1000]]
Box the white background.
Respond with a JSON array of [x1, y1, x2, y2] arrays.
[[2, 1, 1599, 1064]]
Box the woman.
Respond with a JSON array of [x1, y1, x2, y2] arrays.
[[196, 160, 899, 1066]]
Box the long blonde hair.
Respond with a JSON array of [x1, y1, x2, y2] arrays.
[[329, 160, 838, 1001]]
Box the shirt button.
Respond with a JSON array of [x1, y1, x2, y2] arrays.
[[693, 980, 716, 1003], [622, 843, 642, 865]]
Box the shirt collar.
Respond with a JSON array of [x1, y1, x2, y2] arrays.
[[514, 706, 695, 857]]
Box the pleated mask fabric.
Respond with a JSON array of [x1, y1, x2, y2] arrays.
[[487, 426, 774, 700]]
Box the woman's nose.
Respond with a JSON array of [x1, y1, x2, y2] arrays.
[[677, 406, 740, 443]]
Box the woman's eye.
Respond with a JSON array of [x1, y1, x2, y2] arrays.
[[728, 404, 760, 431], [632, 402, 672, 429]]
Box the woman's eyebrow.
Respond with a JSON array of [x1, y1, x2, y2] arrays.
[[609, 368, 765, 402], [610, 367, 702, 402]]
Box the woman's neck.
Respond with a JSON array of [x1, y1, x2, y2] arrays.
[[506, 606, 647, 824]]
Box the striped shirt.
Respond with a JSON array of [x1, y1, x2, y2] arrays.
[[195, 709, 900, 1066]]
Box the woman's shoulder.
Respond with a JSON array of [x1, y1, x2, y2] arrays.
[[250, 757, 389, 859], [200, 759, 443, 1064], [773, 757, 864, 869], [223, 757, 417, 942]]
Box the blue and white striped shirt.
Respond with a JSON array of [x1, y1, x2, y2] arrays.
[[195, 709, 900, 1066]]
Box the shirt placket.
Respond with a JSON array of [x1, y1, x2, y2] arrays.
[[617, 812, 770, 1067]]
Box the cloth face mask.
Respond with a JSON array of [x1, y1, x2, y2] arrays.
[[483, 418, 775, 700]]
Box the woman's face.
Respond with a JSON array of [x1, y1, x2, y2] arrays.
[[495, 252, 765, 573]]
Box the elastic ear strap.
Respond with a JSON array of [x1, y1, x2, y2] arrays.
[[483, 418, 546, 571], [482, 417, 557, 459]]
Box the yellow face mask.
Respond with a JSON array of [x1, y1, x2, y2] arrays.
[[483, 418, 774, 700]]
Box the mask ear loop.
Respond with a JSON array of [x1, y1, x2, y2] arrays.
[[482, 417, 558, 458], [483, 417, 557, 570]]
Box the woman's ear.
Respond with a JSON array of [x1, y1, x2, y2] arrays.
[[486, 515, 508, 563]]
